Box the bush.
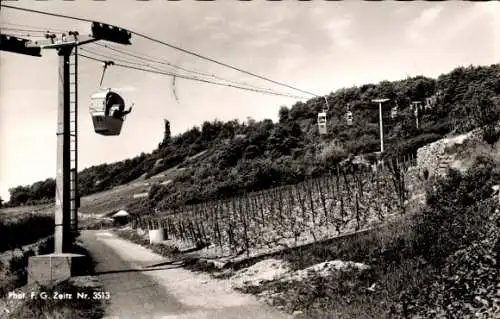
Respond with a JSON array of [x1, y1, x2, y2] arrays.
[[0, 215, 54, 253], [412, 156, 499, 266], [263, 153, 500, 318], [317, 142, 347, 166]]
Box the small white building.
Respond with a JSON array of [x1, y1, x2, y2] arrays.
[[112, 209, 130, 225]]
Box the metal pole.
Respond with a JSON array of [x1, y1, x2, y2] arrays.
[[372, 98, 389, 155], [412, 101, 421, 130], [54, 46, 73, 253], [72, 46, 79, 233], [416, 107, 419, 129], [75, 47, 79, 233], [379, 102, 384, 153]]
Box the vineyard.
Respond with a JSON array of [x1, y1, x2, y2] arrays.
[[132, 156, 418, 258]]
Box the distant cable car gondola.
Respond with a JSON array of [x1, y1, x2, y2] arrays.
[[425, 97, 433, 109], [346, 110, 353, 126], [318, 96, 330, 135], [89, 89, 133, 136], [318, 112, 327, 135], [391, 106, 398, 119], [391, 101, 399, 119]]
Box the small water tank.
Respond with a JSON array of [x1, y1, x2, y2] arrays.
[[149, 229, 166, 244]]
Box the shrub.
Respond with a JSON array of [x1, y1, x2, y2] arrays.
[[317, 142, 347, 166], [412, 156, 499, 266], [0, 215, 54, 253]]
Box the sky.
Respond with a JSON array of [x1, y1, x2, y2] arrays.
[[1, 0, 499, 201]]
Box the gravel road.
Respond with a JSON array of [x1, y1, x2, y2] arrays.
[[79, 230, 289, 319]]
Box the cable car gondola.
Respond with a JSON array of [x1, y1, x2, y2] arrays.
[[89, 61, 133, 136], [317, 96, 330, 135], [391, 106, 398, 119], [346, 111, 353, 126], [425, 97, 433, 109], [390, 100, 399, 119], [89, 89, 132, 136], [318, 112, 327, 135]]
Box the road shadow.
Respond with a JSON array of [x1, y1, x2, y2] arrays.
[[142, 259, 185, 268], [95, 263, 184, 275]]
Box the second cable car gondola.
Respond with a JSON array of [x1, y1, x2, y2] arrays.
[[89, 89, 132, 136], [317, 96, 330, 135], [318, 112, 327, 135], [391, 106, 398, 119]]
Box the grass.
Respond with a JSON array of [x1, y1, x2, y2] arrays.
[[0, 238, 107, 318], [0, 214, 54, 253], [6, 278, 106, 319], [0, 236, 54, 298], [114, 228, 181, 258], [114, 227, 228, 274], [234, 212, 437, 318]]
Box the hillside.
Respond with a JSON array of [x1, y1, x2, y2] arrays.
[[2, 100, 500, 317], [116, 130, 500, 318], [4, 63, 500, 211]]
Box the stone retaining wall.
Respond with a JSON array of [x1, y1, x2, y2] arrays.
[[416, 129, 482, 179]]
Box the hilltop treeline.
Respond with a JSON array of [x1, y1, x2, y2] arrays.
[[6, 64, 500, 208]]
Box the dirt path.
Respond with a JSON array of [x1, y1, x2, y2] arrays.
[[79, 230, 289, 319]]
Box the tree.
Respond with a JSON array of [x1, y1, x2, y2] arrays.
[[464, 89, 500, 145], [163, 119, 171, 144], [0, 196, 3, 208], [279, 106, 290, 123]]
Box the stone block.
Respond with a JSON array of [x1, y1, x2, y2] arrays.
[[28, 253, 86, 286]]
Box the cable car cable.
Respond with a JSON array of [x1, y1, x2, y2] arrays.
[[1, 32, 49, 39], [172, 75, 179, 103], [94, 42, 224, 78], [2, 4, 321, 98], [0, 27, 54, 34], [92, 42, 290, 95], [81, 47, 303, 97], [84, 45, 293, 96], [80, 47, 169, 73], [0, 22, 66, 33], [79, 53, 310, 100]]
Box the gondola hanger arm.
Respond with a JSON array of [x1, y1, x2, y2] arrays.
[[323, 96, 330, 112], [99, 60, 115, 88]]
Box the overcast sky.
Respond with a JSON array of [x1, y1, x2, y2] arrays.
[[1, 0, 498, 201]]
